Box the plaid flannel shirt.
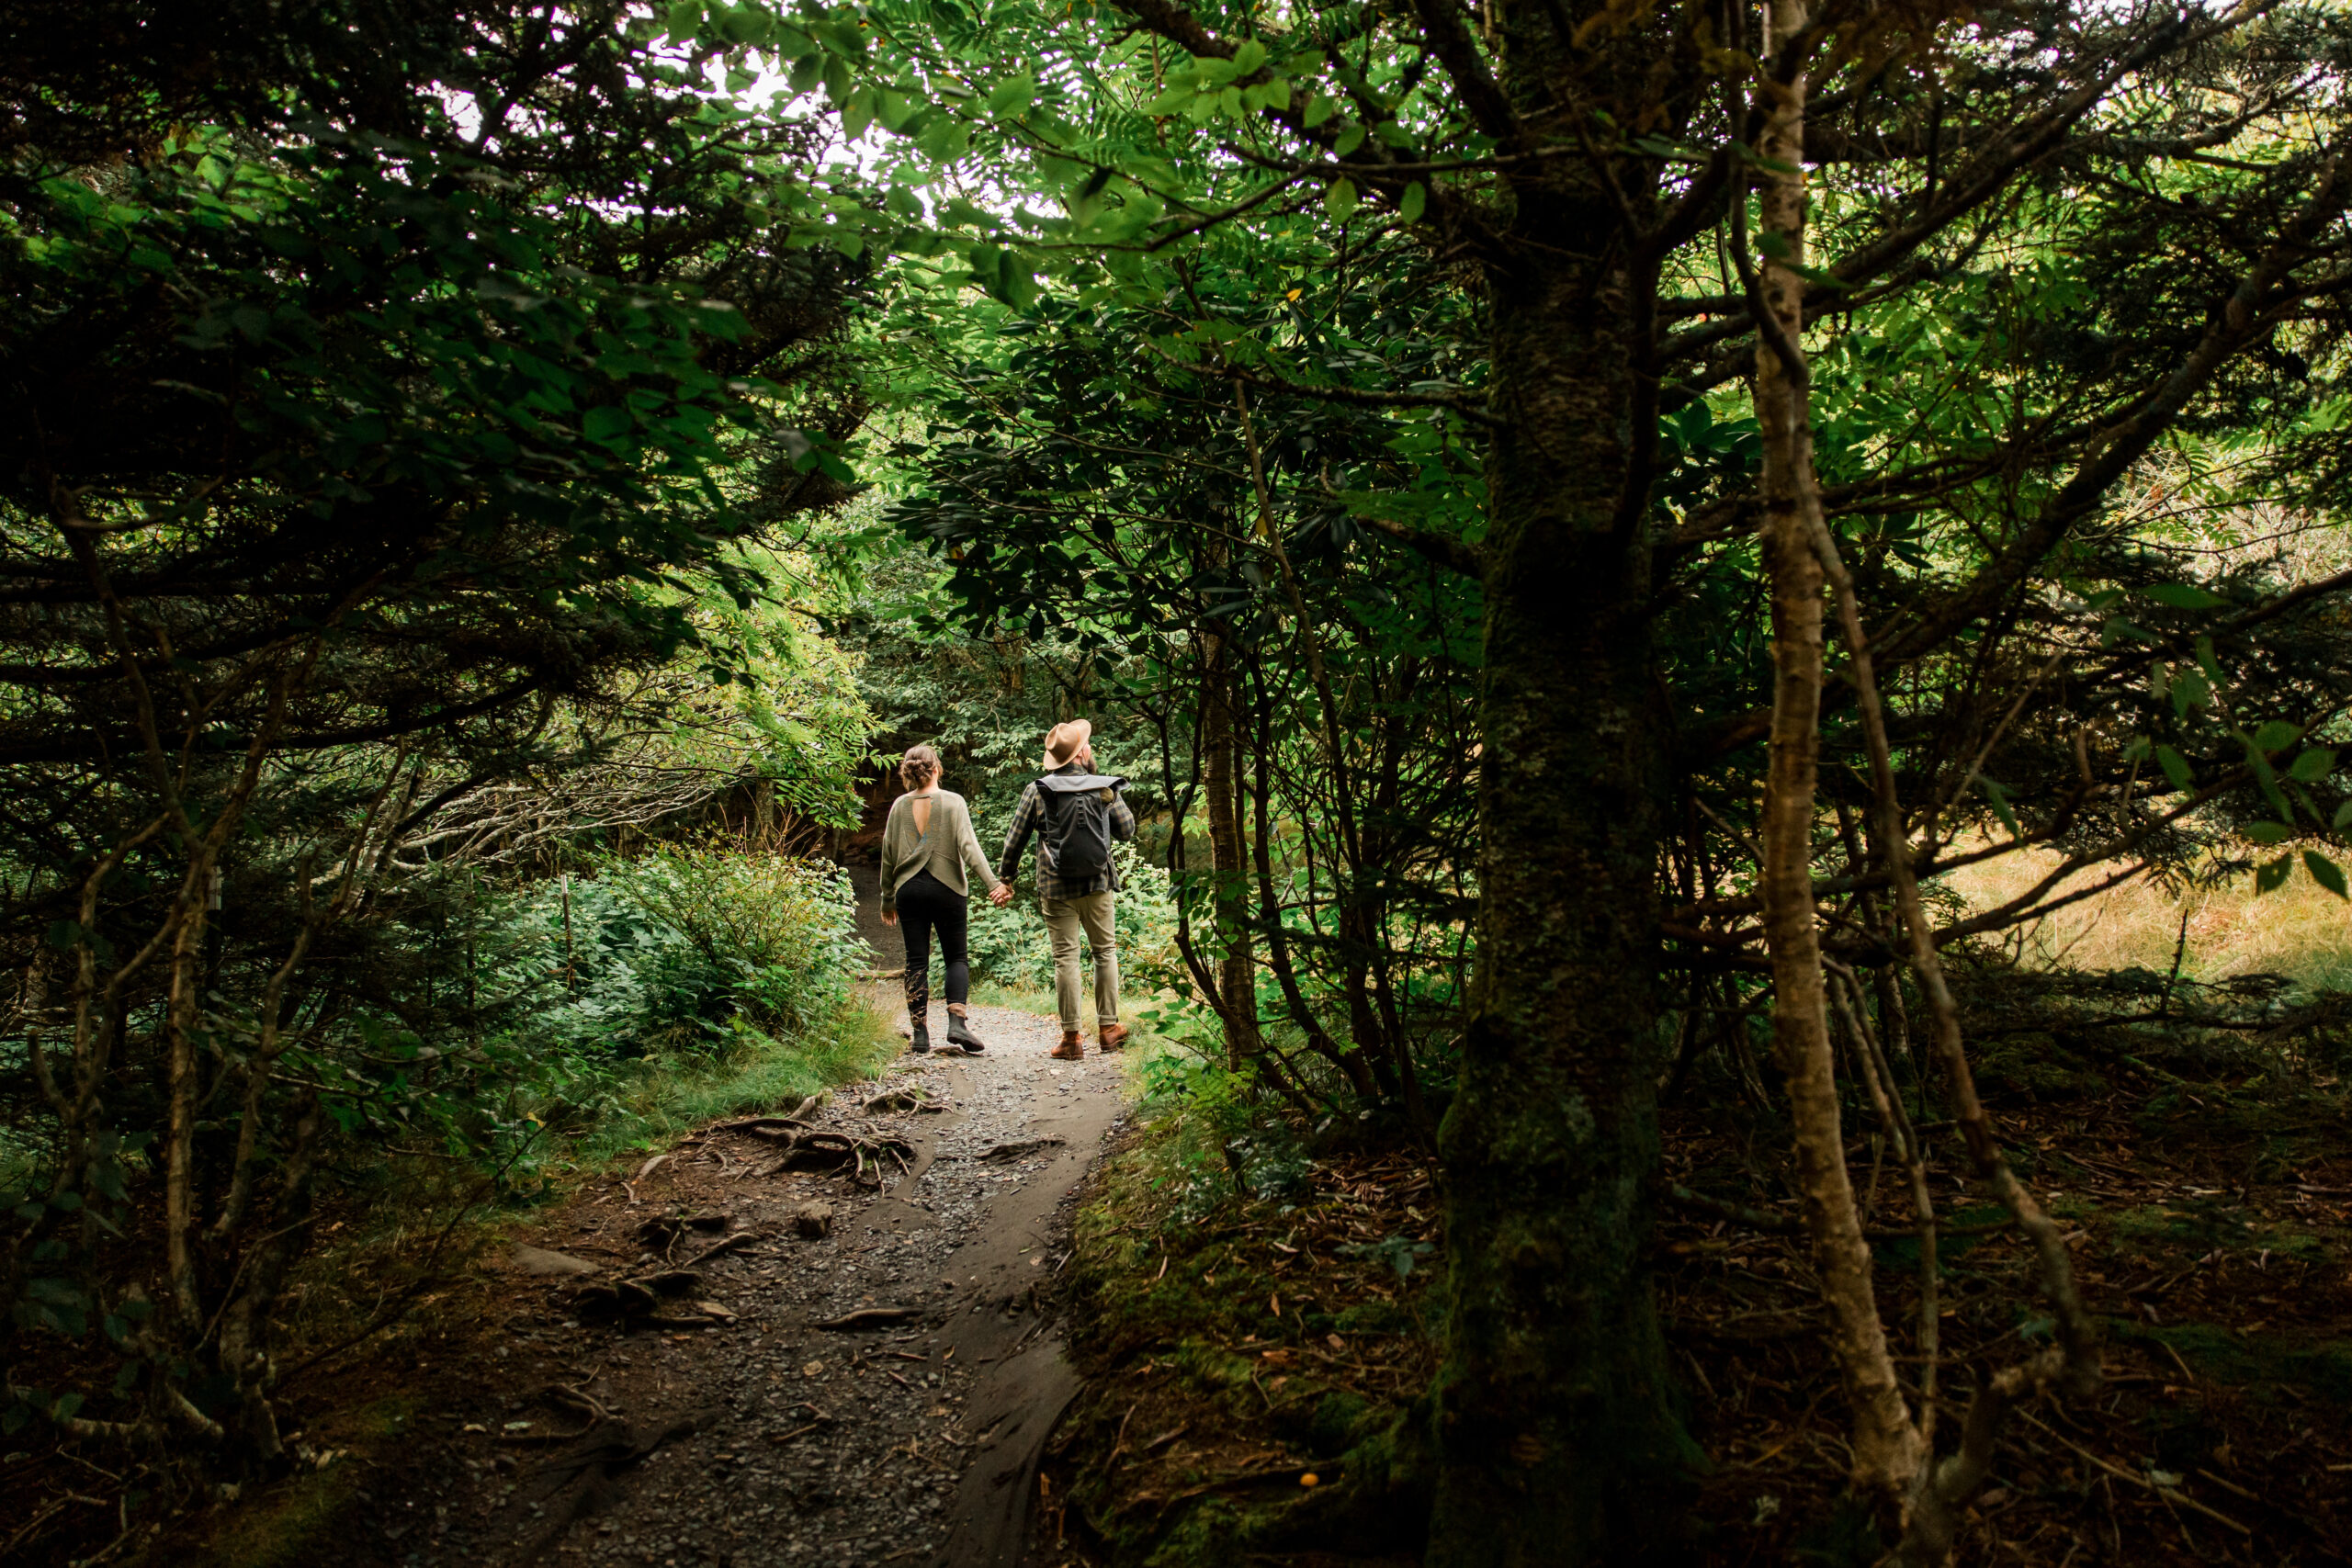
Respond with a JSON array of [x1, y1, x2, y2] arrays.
[[999, 765, 1136, 899]]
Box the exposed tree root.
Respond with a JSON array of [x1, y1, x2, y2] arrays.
[[502, 1412, 710, 1567], [715, 1121, 913, 1188], [814, 1306, 922, 1331]]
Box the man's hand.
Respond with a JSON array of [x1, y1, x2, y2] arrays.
[[989, 883, 1014, 908], [881, 908, 897, 927]]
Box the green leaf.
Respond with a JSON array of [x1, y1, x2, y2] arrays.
[[2290, 746, 2337, 783], [1007, 264, 1039, 313], [2244, 820, 2294, 845], [2254, 720, 2301, 753], [1304, 94, 1336, 129], [1242, 79, 1291, 112], [2194, 635, 2224, 688], [1325, 178, 1360, 221], [1398, 182, 1427, 223], [988, 74, 1036, 115], [841, 85, 875, 140], [2142, 582, 2228, 611], [2256, 854, 2294, 894], [1976, 774, 2020, 837], [1231, 39, 1269, 73], [582, 406, 632, 446], [2304, 850, 2349, 900], [2154, 744, 2194, 793], [1333, 124, 1366, 157], [2335, 799, 2352, 830]]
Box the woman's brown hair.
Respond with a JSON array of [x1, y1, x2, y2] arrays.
[[899, 744, 941, 791]]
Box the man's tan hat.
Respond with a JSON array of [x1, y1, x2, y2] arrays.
[[1042, 718, 1092, 770]]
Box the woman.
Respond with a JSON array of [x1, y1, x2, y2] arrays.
[[878, 744, 1012, 1053]]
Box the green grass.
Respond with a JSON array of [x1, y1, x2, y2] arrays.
[[571, 997, 899, 1163], [966, 976, 1057, 1014]]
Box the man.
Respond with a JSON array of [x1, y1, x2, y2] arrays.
[[999, 718, 1136, 1060]]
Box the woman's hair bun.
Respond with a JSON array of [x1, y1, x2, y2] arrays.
[[899, 743, 942, 790]]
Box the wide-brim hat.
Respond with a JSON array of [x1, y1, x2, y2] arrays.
[[1043, 717, 1092, 770]]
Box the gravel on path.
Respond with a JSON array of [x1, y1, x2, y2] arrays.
[[367, 1005, 1123, 1568]]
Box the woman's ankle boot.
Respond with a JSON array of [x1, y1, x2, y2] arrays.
[[946, 1009, 984, 1053], [909, 1013, 932, 1054]]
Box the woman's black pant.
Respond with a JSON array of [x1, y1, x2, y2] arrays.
[[896, 869, 969, 1018]]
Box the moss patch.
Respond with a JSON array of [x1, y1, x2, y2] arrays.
[[2112, 1320, 2352, 1407], [176, 1394, 418, 1568], [1042, 1116, 1440, 1566]]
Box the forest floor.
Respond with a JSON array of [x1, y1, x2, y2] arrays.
[[1035, 1069, 2352, 1566], [156, 1001, 1131, 1568], [1658, 1077, 2352, 1566]]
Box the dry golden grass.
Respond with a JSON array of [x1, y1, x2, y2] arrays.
[[1939, 842, 2352, 991]]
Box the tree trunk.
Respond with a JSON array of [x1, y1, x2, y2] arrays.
[[1200, 632, 1260, 1066], [1747, 0, 1926, 1505], [1428, 253, 1693, 1563]]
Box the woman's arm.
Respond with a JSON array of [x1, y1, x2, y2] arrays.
[[877, 798, 905, 913], [955, 798, 1000, 893]]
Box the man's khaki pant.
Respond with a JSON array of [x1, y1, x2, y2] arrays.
[[1040, 892, 1119, 1033]]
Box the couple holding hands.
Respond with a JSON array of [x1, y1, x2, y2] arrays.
[[877, 719, 1134, 1063]]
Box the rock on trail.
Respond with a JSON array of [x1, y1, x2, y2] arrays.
[[362, 1005, 1122, 1568]]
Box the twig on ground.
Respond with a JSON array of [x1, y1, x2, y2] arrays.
[[2017, 1410, 2251, 1536], [815, 1306, 922, 1331], [684, 1231, 762, 1268]]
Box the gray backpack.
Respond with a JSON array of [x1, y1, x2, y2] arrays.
[[1035, 773, 1125, 880]]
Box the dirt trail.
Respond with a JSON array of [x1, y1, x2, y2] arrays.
[[357, 1004, 1121, 1568]]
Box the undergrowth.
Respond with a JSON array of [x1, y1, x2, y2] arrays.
[[1, 841, 890, 1557], [1044, 1032, 1441, 1567]]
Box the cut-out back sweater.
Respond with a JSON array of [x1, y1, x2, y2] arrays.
[[878, 788, 1001, 914]]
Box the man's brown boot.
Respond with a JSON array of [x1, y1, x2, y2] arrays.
[[1051, 1030, 1085, 1061], [1097, 1023, 1130, 1053]]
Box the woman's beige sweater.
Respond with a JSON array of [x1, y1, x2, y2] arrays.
[[878, 789, 1001, 912]]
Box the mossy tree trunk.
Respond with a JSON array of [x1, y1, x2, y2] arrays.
[[1199, 631, 1260, 1067], [1428, 236, 1695, 1562]]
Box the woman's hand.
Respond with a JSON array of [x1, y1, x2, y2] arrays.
[[881, 908, 898, 927], [989, 883, 1013, 908]]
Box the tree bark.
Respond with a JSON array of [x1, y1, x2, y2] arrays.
[[1428, 246, 1693, 1562], [1746, 0, 1923, 1504], [1200, 631, 1260, 1067]]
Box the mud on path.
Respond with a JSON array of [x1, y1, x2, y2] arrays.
[[343, 1005, 1121, 1568]]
